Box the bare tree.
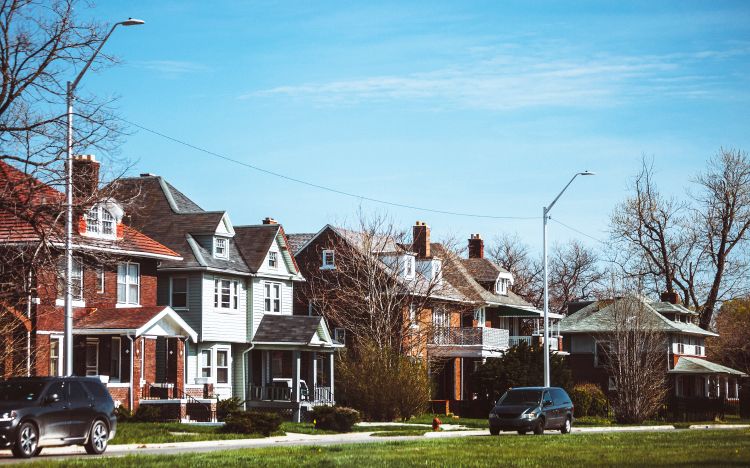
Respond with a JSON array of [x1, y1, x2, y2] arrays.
[[306, 213, 462, 357], [488, 234, 604, 314], [602, 295, 668, 424], [707, 298, 750, 376], [610, 150, 750, 328]]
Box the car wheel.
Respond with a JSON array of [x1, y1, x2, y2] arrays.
[[489, 426, 500, 436], [533, 418, 545, 435], [84, 420, 109, 455], [11, 422, 39, 458], [561, 417, 572, 434], [517, 430, 527, 435]]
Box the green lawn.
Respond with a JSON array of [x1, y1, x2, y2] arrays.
[[406, 414, 488, 428], [36, 429, 749, 467], [112, 422, 268, 445]]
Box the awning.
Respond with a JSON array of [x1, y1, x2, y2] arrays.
[[71, 306, 198, 341], [669, 356, 747, 377]]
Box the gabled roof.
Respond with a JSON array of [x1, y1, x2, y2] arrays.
[[286, 233, 315, 256], [461, 257, 510, 284], [252, 314, 340, 348], [559, 295, 718, 337], [669, 357, 747, 377], [0, 162, 180, 260], [233, 224, 281, 272]]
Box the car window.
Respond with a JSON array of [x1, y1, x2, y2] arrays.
[[46, 382, 66, 402], [551, 388, 571, 405], [68, 381, 90, 403], [542, 390, 553, 405], [0, 381, 47, 401], [83, 381, 109, 399], [497, 390, 542, 406]]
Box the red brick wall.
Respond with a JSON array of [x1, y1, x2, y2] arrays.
[[107, 386, 130, 409], [143, 338, 157, 383], [34, 334, 50, 376]]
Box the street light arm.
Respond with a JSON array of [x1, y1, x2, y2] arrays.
[[70, 23, 119, 92], [545, 173, 580, 215]]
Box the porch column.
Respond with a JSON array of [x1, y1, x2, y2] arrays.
[[328, 352, 335, 404], [260, 350, 267, 386], [175, 339, 185, 397], [292, 350, 301, 423], [308, 352, 317, 401]]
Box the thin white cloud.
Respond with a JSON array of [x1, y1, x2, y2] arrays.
[[137, 60, 210, 76], [242, 46, 748, 110]]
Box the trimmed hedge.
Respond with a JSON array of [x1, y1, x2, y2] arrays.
[[133, 404, 162, 422], [217, 396, 244, 421], [222, 411, 282, 436], [571, 383, 609, 417], [312, 406, 361, 432]]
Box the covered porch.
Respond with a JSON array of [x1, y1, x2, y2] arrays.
[[66, 306, 211, 420], [484, 305, 565, 353], [668, 356, 747, 420], [245, 315, 342, 422]]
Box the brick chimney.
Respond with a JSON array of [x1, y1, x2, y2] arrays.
[[468, 234, 484, 259], [71, 154, 100, 202], [262, 217, 278, 225], [412, 221, 431, 258], [660, 291, 682, 305]]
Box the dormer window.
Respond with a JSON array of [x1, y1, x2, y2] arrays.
[[268, 251, 278, 268], [85, 205, 115, 238], [214, 237, 228, 259], [322, 249, 335, 269], [495, 278, 509, 295]]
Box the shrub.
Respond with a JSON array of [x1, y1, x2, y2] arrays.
[[217, 396, 244, 421], [114, 405, 132, 422], [222, 411, 282, 436], [336, 341, 431, 421], [570, 383, 609, 417], [312, 406, 361, 432], [133, 404, 163, 422]]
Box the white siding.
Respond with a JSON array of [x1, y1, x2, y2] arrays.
[[256, 237, 295, 277], [201, 273, 248, 343], [249, 277, 294, 338]]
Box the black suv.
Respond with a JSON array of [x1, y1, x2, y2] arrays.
[[488, 386, 574, 435], [0, 377, 117, 458]]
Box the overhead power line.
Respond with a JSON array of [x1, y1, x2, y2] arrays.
[[549, 217, 606, 244], [120, 117, 539, 221]]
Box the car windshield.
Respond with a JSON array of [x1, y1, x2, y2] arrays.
[[497, 390, 542, 406], [0, 381, 46, 402]]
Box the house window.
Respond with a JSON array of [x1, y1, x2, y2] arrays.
[[608, 376, 617, 391], [595, 341, 610, 368], [171, 277, 188, 308], [85, 205, 115, 237], [214, 237, 228, 258], [433, 260, 442, 285], [110, 337, 121, 382], [214, 278, 239, 309], [322, 249, 335, 269], [268, 251, 278, 268], [264, 282, 281, 313], [409, 304, 418, 327], [404, 256, 415, 279], [334, 328, 346, 345], [432, 307, 449, 329], [200, 350, 212, 378], [96, 268, 105, 293], [216, 350, 229, 384], [49, 338, 62, 376], [58, 258, 84, 301], [117, 262, 140, 305], [474, 308, 486, 327], [85, 339, 99, 376], [495, 278, 508, 295]]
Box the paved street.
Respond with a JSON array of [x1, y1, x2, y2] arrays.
[[0, 424, 746, 464]]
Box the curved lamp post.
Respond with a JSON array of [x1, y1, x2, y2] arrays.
[[64, 18, 145, 376], [542, 171, 595, 387]]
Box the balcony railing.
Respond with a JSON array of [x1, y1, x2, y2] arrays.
[[248, 384, 333, 403], [509, 336, 532, 347], [430, 327, 509, 350]]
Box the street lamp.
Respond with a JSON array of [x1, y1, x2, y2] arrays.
[[541, 171, 595, 387], [64, 18, 144, 376]]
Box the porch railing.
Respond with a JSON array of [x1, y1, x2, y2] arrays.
[[248, 384, 333, 403], [430, 327, 509, 350], [509, 336, 532, 347]]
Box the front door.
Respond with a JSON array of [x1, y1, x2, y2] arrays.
[[85, 340, 99, 376], [39, 381, 69, 442]]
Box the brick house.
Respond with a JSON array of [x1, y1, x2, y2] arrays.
[[110, 175, 341, 422], [560, 293, 747, 417], [289, 221, 559, 411], [0, 157, 198, 417]]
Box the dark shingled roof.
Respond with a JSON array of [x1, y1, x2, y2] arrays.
[[253, 315, 323, 343], [234, 225, 280, 272], [462, 258, 509, 283], [164, 180, 203, 213]]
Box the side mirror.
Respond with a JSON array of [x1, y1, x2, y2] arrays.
[[46, 393, 61, 404], [543, 400, 553, 407]]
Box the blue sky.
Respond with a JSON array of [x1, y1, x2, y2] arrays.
[[82, 1, 750, 253]]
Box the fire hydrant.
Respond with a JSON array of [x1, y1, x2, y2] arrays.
[[432, 417, 442, 431]]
